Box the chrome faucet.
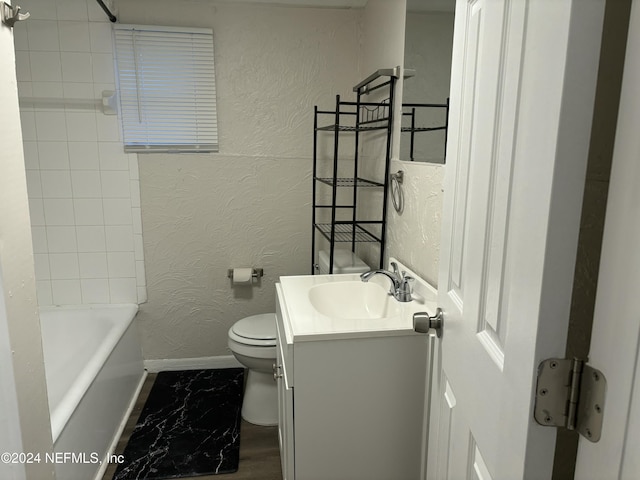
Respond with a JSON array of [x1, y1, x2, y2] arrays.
[[360, 262, 414, 302]]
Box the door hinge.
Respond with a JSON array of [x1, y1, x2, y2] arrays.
[[534, 358, 606, 443]]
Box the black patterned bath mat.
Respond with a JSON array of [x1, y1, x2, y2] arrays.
[[113, 368, 244, 479]]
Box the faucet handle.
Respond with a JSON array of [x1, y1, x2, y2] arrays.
[[395, 274, 414, 302], [400, 275, 414, 290], [390, 261, 400, 277]]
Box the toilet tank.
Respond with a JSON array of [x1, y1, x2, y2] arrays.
[[318, 249, 370, 274]]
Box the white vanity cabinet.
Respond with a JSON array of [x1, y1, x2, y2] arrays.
[[275, 282, 429, 480]]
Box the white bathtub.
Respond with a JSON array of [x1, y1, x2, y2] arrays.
[[40, 304, 145, 480]]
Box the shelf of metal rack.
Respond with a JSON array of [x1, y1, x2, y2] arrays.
[[314, 223, 382, 243], [314, 177, 384, 188], [311, 69, 398, 274], [401, 100, 450, 162]]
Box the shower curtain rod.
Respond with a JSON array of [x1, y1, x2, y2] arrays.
[[95, 0, 116, 22]]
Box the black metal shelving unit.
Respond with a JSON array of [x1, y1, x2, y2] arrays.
[[401, 99, 450, 162], [311, 69, 398, 274]]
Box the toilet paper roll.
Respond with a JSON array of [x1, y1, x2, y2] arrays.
[[232, 268, 253, 285]]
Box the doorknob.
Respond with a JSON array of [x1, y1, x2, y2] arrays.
[[413, 308, 444, 338]]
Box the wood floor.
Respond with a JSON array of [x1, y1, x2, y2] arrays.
[[102, 373, 283, 480]]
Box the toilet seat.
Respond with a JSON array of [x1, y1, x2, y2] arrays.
[[229, 313, 276, 347]]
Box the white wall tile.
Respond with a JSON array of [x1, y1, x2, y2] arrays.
[[26, 20, 60, 52], [73, 198, 104, 225], [109, 278, 137, 303], [87, 0, 109, 23], [129, 180, 140, 207], [93, 82, 115, 97], [105, 225, 134, 252], [58, 21, 90, 52], [22, 141, 39, 169], [31, 226, 48, 253], [96, 114, 120, 142], [137, 286, 147, 303], [91, 53, 114, 82], [132, 207, 142, 234], [25, 170, 42, 198], [40, 170, 72, 198], [18, 81, 34, 98], [135, 260, 146, 286], [68, 141, 99, 170], [46, 226, 77, 252], [29, 51, 62, 82], [31, 81, 64, 99], [128, 155, 139, 180], [36, 280, 54, 306], [34, 111, 67, 141], [98, 142, 128, 170], [33, 253, 51, 280], [26, 0, 58, 21], [38, 141, 69, 170], [133, 234, 144, 261], [107, 252, 135, 277], [14, 51, 31, 81], [61, 52, 93, 83], [13, 24, 29, 51], [81, 279, 110, 303], [103, 198, 132, 225], [19, 2, 145, 307], [20, 111, 37, 141], [89, 23, 113, 53], [65, 110, 98, 141], [49, 253, 80, 279], [29, 198, 46, 226], [43, 198, 75, 225], [79, 252, 108, 278], [71, 170, 102, 198], [76, 226, 106, 252], [63, 82, 94, 99], [52, 279, 82, 304], [101, 171, 130, 198], [56, 0, 88, 22]]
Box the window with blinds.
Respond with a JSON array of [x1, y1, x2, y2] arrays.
[[113, 25, 218, 153]]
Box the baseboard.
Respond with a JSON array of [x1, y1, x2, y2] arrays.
[[144, 355, 243, 373]]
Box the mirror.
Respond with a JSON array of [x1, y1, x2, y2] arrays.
[[400, 1, 455, 164]]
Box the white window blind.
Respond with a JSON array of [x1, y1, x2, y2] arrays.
[[114, 25, 218, 153]]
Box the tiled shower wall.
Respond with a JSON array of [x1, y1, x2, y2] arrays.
[[14, 0, 146, 306]]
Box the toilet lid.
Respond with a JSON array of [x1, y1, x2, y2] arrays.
[[231, 313, 276, 341]]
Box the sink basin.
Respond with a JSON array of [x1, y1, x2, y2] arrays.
[[308, 281, 401, 320]]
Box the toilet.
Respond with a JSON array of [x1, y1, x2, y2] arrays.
[[228, 251, 368, 426], [228, 313, 278, 426]]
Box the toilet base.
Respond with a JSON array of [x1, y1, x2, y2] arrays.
[[241, 369, 278, 426]]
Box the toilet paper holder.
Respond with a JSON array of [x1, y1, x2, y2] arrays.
[[227, 268, 264, 280]]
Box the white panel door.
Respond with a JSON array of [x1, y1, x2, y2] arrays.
[[427, 1, 605, 478], [574, 1, 640, 478]]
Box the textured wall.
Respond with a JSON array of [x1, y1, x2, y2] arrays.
[[138, 155, 311, 358], [0, 22, 54, 478], [386, 160, 443, 286], [118, 0, 362, 359]]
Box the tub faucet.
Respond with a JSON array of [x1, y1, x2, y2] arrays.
[[360, 262, 414, 302]]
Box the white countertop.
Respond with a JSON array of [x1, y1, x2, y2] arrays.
[[278, 258, 438, 342]]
